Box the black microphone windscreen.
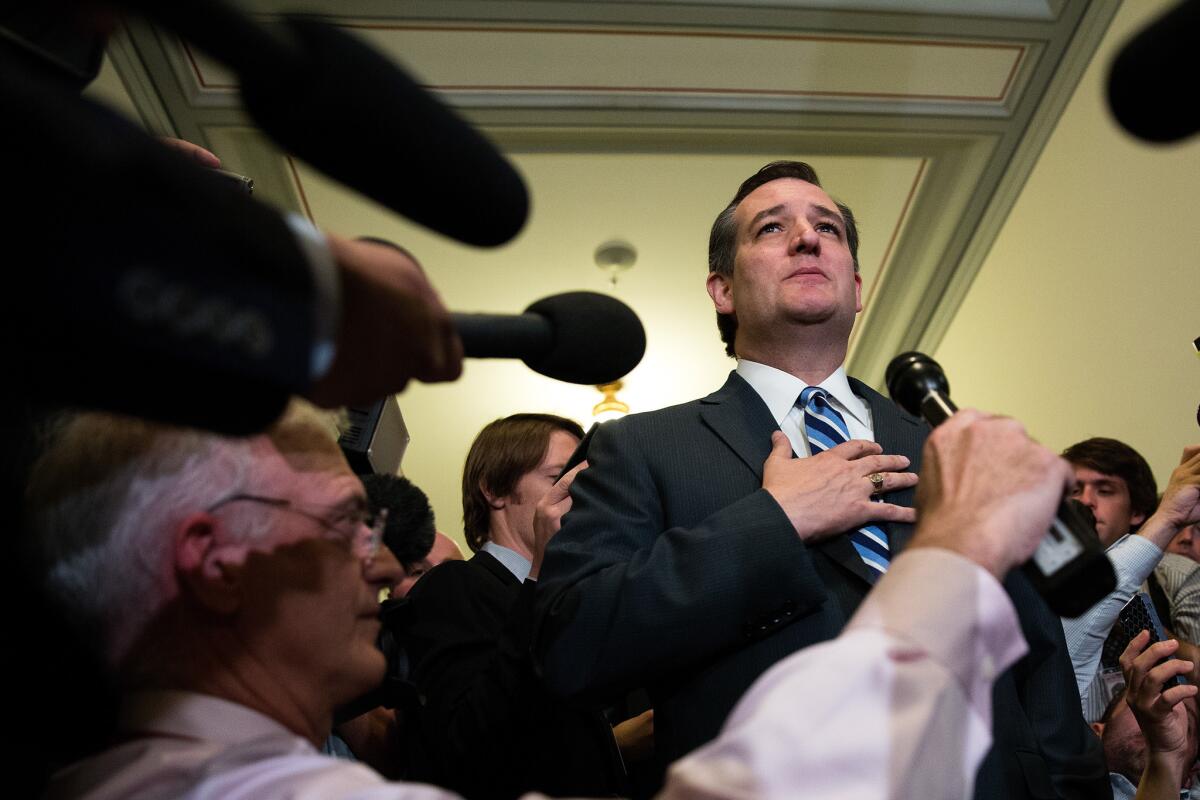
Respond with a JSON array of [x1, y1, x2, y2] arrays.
[[885, 351, 949, 418], [238, 17, 528, 247], [523, 292, 646, 385], [1107, 0, 1200, 143]]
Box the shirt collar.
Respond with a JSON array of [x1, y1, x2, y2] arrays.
[[736, 359, 868, 427], [118, 690, 307, 748], [1106, 533, 1131, 553], [480, 541, 532, 582]]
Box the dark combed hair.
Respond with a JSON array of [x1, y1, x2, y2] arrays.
[[1062, 437, 1158, 521], [361, 473, 436, 567], [461, 413, 584, 553], [707, 160, 861, 358]]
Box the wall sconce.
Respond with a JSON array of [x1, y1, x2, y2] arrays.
[[593, 380, 630, 423]]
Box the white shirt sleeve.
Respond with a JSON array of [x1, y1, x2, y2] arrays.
[[1060, 534, 1163, 702]]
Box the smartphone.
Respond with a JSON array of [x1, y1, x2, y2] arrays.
[[1100, 592, 1186, 689]]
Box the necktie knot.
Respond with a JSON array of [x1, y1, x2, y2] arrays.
[[799, 386, 828, 411], [799, 386, 850, 446]]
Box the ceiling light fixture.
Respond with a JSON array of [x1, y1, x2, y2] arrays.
[[594, 239, 636, 289], [590, 240, 638, 421]]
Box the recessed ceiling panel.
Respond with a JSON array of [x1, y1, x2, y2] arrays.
[[181, 23, 1027, 115]]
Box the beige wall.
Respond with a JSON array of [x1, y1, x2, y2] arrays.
[[935, 0, 1200, 489]]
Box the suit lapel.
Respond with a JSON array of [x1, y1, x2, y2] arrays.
[[810, 528, 878, 586], [851, 378, 926, 555], [697, 372, 926, 586], [473, 550, 521, 587], [697, 372, 777, 481], [810, 380, 922, 587], [700, 372, 878, 587]]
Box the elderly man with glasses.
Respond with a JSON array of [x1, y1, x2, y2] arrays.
[[29, 400, 412, 798]]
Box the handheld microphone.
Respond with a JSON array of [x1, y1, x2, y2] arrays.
[[452, 292, 646, 386], [1107, 0, 1200, 143], [885, 351, 1116, 617], [117, 0, 529, 246]]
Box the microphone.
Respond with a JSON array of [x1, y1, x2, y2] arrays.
[[116, 1, 528, 247], [452, 292, 646, 385], [885, 351, 1116, 618], [1107, 0, 1200, 143]]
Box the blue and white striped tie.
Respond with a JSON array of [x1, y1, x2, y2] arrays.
[[799, 386, 890, 580]]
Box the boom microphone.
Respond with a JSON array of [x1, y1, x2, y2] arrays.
[[452, 292, 646, 385], [885, 352, 1116, 618], [117, 0, 528, 247], [1107, 0, 1200, 143]]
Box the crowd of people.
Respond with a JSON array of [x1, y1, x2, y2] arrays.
[[15, 150, 1200, 800], [7, 8, 1199, 797]]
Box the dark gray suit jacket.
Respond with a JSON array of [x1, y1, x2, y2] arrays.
[[534, 371, 1108, 799]]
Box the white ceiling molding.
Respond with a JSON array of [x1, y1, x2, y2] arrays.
[[101, 23, 174, 136], [613, 0, 1065, 17], [180, 23, 1033, 118]]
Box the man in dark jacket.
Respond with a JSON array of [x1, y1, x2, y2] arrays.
[[534, 161, 1109, 799], [402, 414, 635, 799]]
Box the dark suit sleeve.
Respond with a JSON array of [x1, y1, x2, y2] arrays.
[[975, 572, 1112, 800], [1011, 573, 1111, 799], [533, 413, 830, 701], [4, 54, 316, 434]]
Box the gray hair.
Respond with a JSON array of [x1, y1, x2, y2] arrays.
[[24, 399, 342, 670], [26, 415, 271, 668]]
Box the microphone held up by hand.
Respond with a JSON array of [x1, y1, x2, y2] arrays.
[[453, 292, 647, 386], [886, 351, 1116, 617]]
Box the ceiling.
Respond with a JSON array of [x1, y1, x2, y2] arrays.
[[89, 0, 1199, 546]]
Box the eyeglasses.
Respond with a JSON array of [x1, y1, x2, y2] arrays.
[[206, 493, 387, 564]]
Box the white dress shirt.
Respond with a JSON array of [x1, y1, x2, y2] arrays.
[[736, 359, 874, 456], [1062, 533, 1164, 702], [44, 691, 456, 800]]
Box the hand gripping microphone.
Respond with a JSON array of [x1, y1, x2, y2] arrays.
[[886, 352, 1116, 618], [452, 292, 646, 385]]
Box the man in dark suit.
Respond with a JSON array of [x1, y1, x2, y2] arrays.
[[534, 161, 1109, 798], [400, 414, 634, 799]]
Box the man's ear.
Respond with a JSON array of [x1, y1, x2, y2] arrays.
[[706, 271, 734, 315], [480, 481, 506, 510], [175, 513, 245, 614], [1090, 721, 1104, 737]]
